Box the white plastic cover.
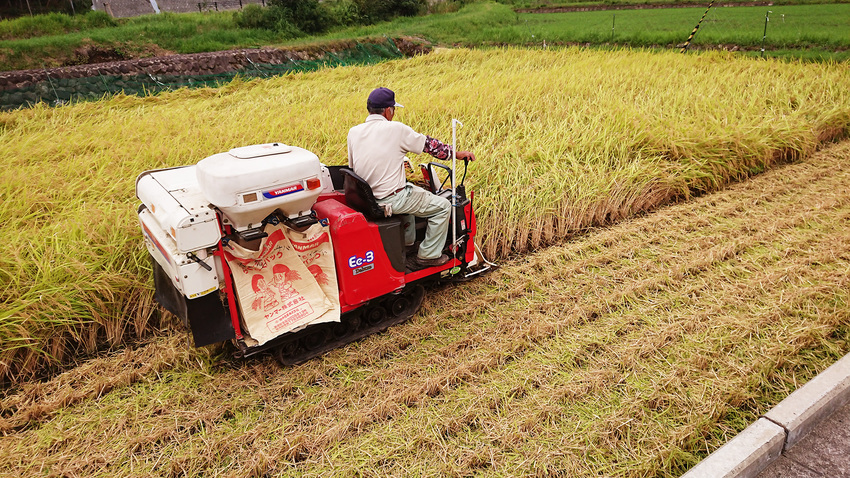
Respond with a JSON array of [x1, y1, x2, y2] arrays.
[[196, 143, 323, 229], [135, 166, 220, 253]]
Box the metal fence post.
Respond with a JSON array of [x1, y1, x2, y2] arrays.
[[761, 10, 772, 58]]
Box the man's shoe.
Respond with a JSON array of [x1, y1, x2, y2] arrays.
[[411, 254, 450, 269]]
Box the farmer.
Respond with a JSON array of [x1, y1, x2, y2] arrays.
[[347, 87, 475, 269]]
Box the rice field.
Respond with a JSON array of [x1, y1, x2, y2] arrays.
[[1, 138, 848, 476], [0, 47, 848, 385]]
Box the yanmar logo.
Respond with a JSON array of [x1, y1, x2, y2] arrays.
[[263, 183, 303, 199], [291, 234, 329, 252]]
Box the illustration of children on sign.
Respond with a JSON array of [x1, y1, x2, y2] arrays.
[[272, 264, 301, 301], [250, 274, 278, 312], [308, 264, 330, 286]]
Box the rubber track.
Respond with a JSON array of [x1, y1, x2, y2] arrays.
[[271, 284, 426, 366]]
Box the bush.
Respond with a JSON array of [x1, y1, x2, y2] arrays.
[[325, 0, 361, 27], [0, 12, 73, 39], [233, 4, 303, 38], [353, 0, 425, 24], [429, 0, 466, 14], [0, 9, 115, 41], [234, 4, 273, 29], [269, 0, 332, 35], [82, 10, 117, 28], [235, 0, 424, 34]]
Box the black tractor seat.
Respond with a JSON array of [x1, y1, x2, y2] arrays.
[[341, 167, 387, 221], [340, 168, 406, 272]]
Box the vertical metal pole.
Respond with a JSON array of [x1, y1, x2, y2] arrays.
[[611, 14, 615, 43], [761, 10, 772, 58], [451, 119, 463, 253], [43, 69, 60, 106]]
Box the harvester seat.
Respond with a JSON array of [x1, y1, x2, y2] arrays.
[[341, 168, 386, 221], [340, 168, 407, 273]]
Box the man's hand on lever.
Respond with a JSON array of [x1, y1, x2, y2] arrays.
[[456, 151, 475, 162]]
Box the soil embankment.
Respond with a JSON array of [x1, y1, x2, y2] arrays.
[[0, 37, 429, 92]]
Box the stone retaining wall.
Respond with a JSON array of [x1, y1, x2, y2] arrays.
[[0, 38, 429, 92], [0, 37, 431, 109]]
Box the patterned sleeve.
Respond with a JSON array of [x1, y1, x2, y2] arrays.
[[424, 135, 454, 160]]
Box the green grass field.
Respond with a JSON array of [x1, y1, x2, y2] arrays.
[[510, 0, 847, 10], [332, 2, 850, 60], [1, 1, 849, 71]]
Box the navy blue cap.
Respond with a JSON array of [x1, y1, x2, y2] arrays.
[[367, 87, 404, 109]]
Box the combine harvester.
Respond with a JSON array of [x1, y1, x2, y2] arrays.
[[135, 136, 493, 365]]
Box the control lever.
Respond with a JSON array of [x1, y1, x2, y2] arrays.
[[187, 252, 213, 271]]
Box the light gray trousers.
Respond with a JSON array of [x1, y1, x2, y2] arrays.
[[377, 184, 451, 260]]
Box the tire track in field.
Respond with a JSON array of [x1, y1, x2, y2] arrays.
[[0, 332, 194, 434], [1, 141, 849, 476], [374, 212, 850, 477]]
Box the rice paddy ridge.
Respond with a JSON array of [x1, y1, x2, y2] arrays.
[[1, 138, 848, 477]]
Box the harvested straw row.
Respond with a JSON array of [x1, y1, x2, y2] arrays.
[[1, 139, 848, 477], [0, 47, 848, 386]]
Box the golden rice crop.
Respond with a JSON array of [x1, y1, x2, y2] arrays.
[[0, 47, 848, 386]]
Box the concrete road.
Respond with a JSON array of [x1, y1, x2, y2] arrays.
[[758, 401, 850, 478]]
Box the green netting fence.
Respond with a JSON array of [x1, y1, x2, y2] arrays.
[[1, 39, 406, 111]]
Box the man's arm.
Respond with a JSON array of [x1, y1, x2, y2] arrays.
[[424, 136, 475, 161]]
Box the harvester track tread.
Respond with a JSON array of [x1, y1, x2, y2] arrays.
[[272, 284, 425, 366]]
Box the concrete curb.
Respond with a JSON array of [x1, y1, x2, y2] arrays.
[[681, 353, 850, 478]]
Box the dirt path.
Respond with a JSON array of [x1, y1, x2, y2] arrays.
[[1, 141, 849, 476]]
